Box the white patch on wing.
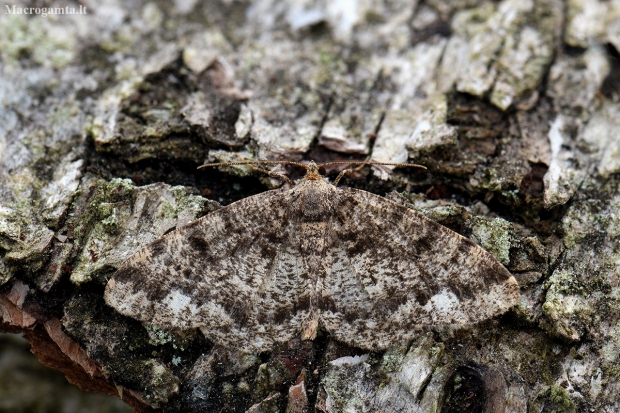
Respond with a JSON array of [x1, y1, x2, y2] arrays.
[[424, 289, 460, 320], [164, 289, 192, 315]]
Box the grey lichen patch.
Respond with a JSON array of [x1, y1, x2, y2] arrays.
[[601, 322, 620, 367], [404, 94, 457, 156], [247, 392, 283, 413], [235, 103, 253, 142], [205, 149, 258, 178], [543, 115, 589, 208], [145, 324, 174, 347], [370, 43, 450, 177], [383, 335, 444, 400], [561, 199, 603, 250], [437, 0, 562, 110], [70, 177, 217, 285], [0, 254, 14, 286], [445, 0, 531, 98], [565, 0, 620, 48], [241, 46, 333, 157], [95, 2, 171, 56], [139, 359, 180, 405], [543, 107, 620, 207], [0, 14, 76, 68], [543, 47, 610, 208], [39, 156, 84, 229], [598, 323, 620, 403], [579, 101, 620, 179], [489, 0, 561, 110], [0, 168, 55, 276], [320, 354, 377, 413], [542, 176, 620, 347], [321, 336, 444, 413], [182, 30, 233, 74], [541, 274, 592, 341], [318, 74, 386, 155], [93, 57, 249, 164], [229, 27, 352, 158], [469, 216, 513, 266], [560, 343, 605, 404], [546, 47, 609, 118]]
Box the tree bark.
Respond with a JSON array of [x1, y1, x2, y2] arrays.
[[1, 0, 620, 412]]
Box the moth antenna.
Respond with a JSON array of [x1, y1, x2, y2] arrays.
[[318, 161, 426, 169], [322, 161, 427, 186], [249, 165, 294, 186], [198, 160, 309, 170], [198, 160, 309, 186]]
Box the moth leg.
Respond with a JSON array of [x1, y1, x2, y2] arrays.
[[333, 168, 353, 186], [249, 165, 293, 186], [333, 158, 372, 186]]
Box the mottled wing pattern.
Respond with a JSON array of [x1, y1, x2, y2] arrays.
[[104, 190, 311, 352], [320, 188, 520, 350]]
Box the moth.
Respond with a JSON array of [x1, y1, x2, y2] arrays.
[[104, 161, 520, 352]]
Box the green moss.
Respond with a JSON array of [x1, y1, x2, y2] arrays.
[[254, 360, 294, 400], [0, 167, 58, 273], [0, 14, 75, 67], [100, 207, 120, 233], [163, 186, 212, 219], [322, 357, 380, 412], [145, 324, 174, 346], [107, 359, 179, 406], [206, 150, 257, 177], [470, 216, 513, 265], [561, 200, 599, 249], [47, 106, 78, 125], [600, 322, 620, 377], [364, 9, 386, 24], [379, 346, 407, 373], [0, 254, 15, 286], [70, 177, 211, 285], [544, 269, 586, 296], [530, 385, 576, 413], [100, 25, 141, 54]]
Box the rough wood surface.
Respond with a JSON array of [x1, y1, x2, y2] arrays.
[[1, 0, 619, 412]]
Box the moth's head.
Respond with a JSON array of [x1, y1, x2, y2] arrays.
[[303, 161, 322, 181]]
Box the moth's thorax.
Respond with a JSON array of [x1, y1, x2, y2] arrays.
[[292, 177, 336, 222]]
